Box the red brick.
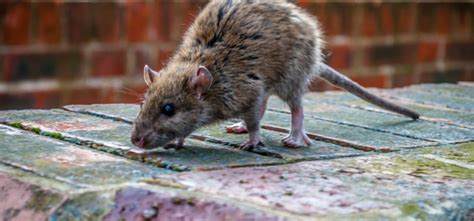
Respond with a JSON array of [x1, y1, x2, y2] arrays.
[[436, 4, 450, 35], [65, 87, 116, 105], [464, 69, 474, 82], [0, 92, 35, 110], [65, 2, 93, 44], [417, 3, 436, 34], [445, 41, 474, 62], [91, 49, 126, 77], [361, 4, 377, 37], [325, 3, 354, 36], [133, 48, 153, 76], [33, 90, 61, 109], [351, 74, 389, 88], [394, 3, 414, 34], [94, 2, 121, 43], [418, 69, 464, 84], [36, 2, 62, 45], [155, 1, 174, 42], [417, 41, 438, 63], [2, 50, 83, 81], [308, 78, 340, 92], [380, 4, 394, 35], [452, 3, 471, 35], [326, 44, 352, 69], [1, 2, 31, 45], [361, 3, 397, 36], [364, 43, 416, 66], [181, 1, 207, 33], [126, 1, 151, 43], [156, 48, 174, 70], [392, 73, 416, 88]]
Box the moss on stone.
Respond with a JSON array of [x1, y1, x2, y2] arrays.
[[25, 187, 63, 212]]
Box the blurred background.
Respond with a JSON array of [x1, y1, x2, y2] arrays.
[[0, 1, 472, 110]]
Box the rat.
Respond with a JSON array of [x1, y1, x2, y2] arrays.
[[131, 0, 419, 150]]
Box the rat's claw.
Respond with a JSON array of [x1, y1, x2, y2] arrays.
[[239, 139, 264, 151], [163, 137, 185, 150], [282, 132, 312, 148], [225, 122, 248, 134]]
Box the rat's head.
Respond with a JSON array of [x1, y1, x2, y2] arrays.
[[131, 63, 213, 149]]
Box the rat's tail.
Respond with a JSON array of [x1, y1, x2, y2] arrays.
[[316, 63, 420, 120]]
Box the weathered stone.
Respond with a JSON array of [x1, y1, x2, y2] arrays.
[[301, 90, 474, 128], [267, 98, 474, 143], [262, 111, 435, 151], [0, 125, 172, 186], [50, 191, 116, 221], [0, 110, 284, 171], [161, 143, 474, 219], [409, 83, 474, 99], [386, 87, 474, 112], [103, 187, 282, 221], [0, 173, 64, 221], [65, 104, 365, 159]]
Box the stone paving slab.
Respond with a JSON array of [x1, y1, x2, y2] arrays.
[[262, 111, 435, 151], [65, 104, 365, 160], [385, 87, 474, 112], [408, 83, 474, 99], [0, 172, 65, 221], [0, 110, 285, 171], [159, 143, 474, 220], [0, 125, 172, 187], [1, 170, 285, 221], [1, 83, 473, 220], [267, 98, 474, 143], [300, 90, 474, 128]]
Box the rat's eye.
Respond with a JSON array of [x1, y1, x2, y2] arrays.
[[161, 103, 175, 116]]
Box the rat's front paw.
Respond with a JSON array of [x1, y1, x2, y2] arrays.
[[163, 137, 185, 150], [225, 122, 248, 134], [239, 139, 264, 151]]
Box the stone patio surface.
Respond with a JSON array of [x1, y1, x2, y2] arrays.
[[0, 83, 473, 220]]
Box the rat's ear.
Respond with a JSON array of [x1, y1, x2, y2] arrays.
[[143, 65, 160, 87], [189, 66, 213, 99]]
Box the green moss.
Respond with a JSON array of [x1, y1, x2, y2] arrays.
[[9, 122, 23, 129], [31, 127, 41, 134], [25, 187, 63, 212], [400, 203, 428, 220], [393, 156, 473, 180], [48, 132, 63, 139]]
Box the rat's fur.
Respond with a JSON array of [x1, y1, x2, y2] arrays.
[[131, 0, 419, 150]]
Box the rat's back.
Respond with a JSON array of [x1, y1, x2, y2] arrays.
[[173, 0, 324, 95]]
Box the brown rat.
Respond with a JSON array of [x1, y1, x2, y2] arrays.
[[131, 0, 419, 150]]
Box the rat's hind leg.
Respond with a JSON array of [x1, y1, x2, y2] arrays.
[[225, 95, 269, 134], [282, 100, 312, 148]]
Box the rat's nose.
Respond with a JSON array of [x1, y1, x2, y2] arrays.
[[131, 135, 144, 148], [131, 130, 145, 148]]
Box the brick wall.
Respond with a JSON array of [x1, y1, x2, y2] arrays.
[[1, 1, 473, 110]]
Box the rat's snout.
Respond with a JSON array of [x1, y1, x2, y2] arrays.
[[131, 126, 152, 149]]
